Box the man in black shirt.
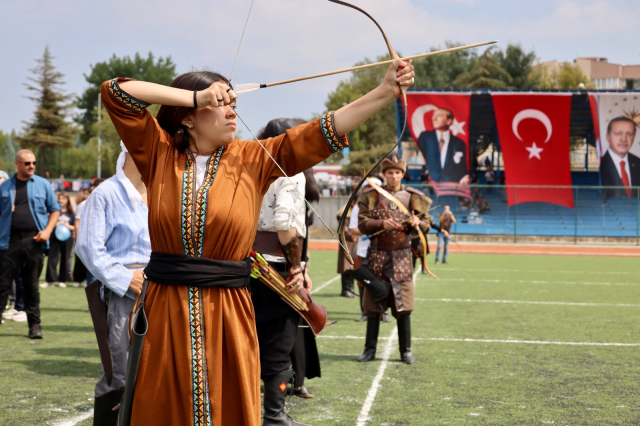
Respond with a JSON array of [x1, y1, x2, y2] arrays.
[[0, 150, 60, 339]]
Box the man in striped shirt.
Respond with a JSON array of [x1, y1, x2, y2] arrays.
[[76, 143, 151, 425]]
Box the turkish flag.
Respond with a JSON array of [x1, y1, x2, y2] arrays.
[[492, 93, 574, 208], [406, 92, 472, 197]]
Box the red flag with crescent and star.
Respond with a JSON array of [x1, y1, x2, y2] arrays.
[[492, 93, 574, 208], [406, 92, 472, 197]]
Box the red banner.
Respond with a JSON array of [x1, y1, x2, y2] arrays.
[[492, 93, 574, 208], [406, 93, 472, 197]]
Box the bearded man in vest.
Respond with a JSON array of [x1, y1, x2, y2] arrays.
[[356, 154, 432, 364]]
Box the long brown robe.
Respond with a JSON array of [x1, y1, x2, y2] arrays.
[[357, 186, 430, 318], [101, 78, 347, 426]]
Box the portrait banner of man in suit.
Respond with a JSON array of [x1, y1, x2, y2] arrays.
[[589, 93, 640, 202], [406, 92, 472, 197]]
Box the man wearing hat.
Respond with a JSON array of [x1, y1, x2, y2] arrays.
[[356, 153, 432, 364]]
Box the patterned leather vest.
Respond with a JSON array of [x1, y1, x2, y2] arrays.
[[369, 188, 413, 283]]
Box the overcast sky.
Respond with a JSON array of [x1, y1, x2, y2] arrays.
[[1, 0, 638, 137]]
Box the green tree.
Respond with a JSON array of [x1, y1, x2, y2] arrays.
[[2, 131, 20, 174], [15, 46, 76, 176], [453, 47, 513, 89], [77, 52, 177, 142], [495, 44, 540, 89], [0, 131, 7, 172], [555, 63, 592, 89], [325, 54, 397, 153], [413, 41, 478, 89]]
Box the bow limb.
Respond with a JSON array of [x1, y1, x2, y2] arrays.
[[332, 0, 409, 264], [228, 2, 349, 253], [327, 0, 408, 107], [365, 178, 437, 279]]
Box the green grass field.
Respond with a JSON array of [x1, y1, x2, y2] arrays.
[[1, 252, 639, 425]]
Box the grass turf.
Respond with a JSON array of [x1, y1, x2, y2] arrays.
[[0, 252, 639, 425]]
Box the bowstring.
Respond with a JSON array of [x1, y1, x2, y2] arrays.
[[235, 111, 350, 253], [229, 0, 255, 83]]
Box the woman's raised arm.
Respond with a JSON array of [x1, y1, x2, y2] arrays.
[[118, 80, 236, 109], [332, 59, 414, 136]]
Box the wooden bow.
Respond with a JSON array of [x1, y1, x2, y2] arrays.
[[365, 178, 437, 279], [332, 0, 410, 265]]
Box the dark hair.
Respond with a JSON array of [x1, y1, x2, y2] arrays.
[[303, 169, 320, 204], [57, 191, 74, 214], [257, 118, 299, 140], [436, 108, 454, 120], [607, 116, 636, 135], [156, 71, 231, 153]]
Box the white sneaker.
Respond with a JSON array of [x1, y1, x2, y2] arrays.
[[2, 308, 18, 319], [40, 282, 49, 288], [58, 282, 67, 288], [12, 311, 27, 322], [73, 282, 81, 288]]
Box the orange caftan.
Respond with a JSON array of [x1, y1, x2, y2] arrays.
[[101, 78, 348, 426]]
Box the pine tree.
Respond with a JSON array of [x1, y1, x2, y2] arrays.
[[16, 46, 75, 176], [1, 130, 19, 174]]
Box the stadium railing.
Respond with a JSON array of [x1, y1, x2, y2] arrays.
[[314, 185, 640, 245]]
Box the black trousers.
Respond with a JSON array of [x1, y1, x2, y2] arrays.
[[72, 253, 87, 283], [255, 309, 299, 380], [46, 233, 73, 283], [0, 231, 44, 326]]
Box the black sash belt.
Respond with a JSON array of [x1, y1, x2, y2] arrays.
[[144, 252, 251, 288]]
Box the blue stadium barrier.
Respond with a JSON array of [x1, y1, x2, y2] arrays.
[[408, 185, 640, 241]]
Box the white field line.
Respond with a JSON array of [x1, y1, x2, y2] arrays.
[[355, 327, 398, 426], [49, 410, 94, 426], [354, 268, 417, 425], [416, 298, 640, 307], [311, 275, 340, 294], [439, 267, 638, 275], [317, 335, 640, 347], [429, 277, 639, 286]]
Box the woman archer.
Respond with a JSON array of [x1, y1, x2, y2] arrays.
[[99, 58, 414, 425]]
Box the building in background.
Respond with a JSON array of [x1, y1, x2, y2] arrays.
[[575, 58, 640, 90]]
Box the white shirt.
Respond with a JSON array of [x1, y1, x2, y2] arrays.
[[349, 204, 369, 258], [195, 155, 210, 192], [608, 150, 632, 185], [75, 200, 86, 221], [258, 173, 307, 237], [485, 170, 495, 183], [436, 130, 451, 168]]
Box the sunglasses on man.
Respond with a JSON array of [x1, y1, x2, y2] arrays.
[[19, 161, 37, 166]]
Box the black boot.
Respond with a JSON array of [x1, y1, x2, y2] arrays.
[[397, 316, 416, 364], [93, 389, 123, 426], [357, 316, 380, 362], [355, 286, 366, 321], [340, 274, 357, 298], [263, 370, 311, 426], [347, 278, 359, 297]]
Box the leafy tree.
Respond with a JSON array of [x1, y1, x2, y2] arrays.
[[341, 144, 393, 176], [15, 46, 76, 176], [495, 44, 540, 89], [77, 52, 176, 142], [413, 41, 478, 89], [555, 63, 592, 89], [535, 62, 594, 90], [1, 131, 20, 174], [325, 54, 397, 153], [453, 47, 513, 89], [0, 131, 7, 172]]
